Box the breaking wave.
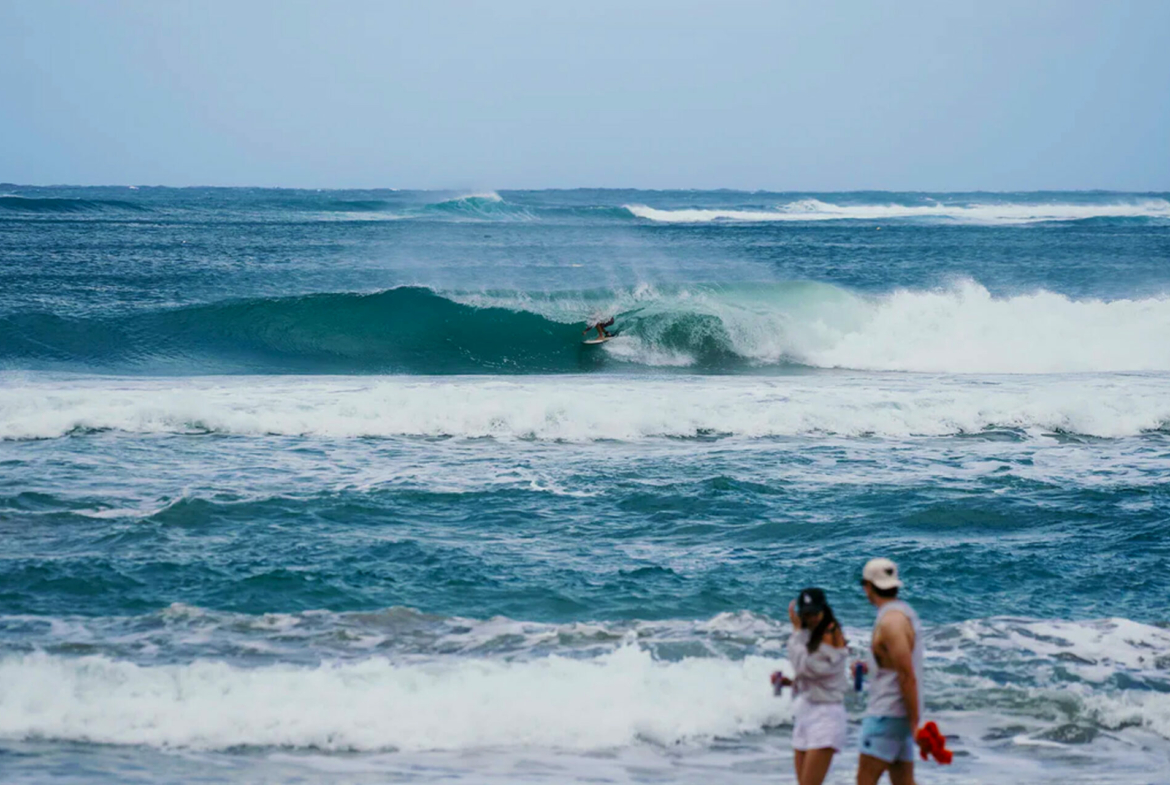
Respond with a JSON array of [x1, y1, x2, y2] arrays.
[[0, 612, 1166, 751], [625, 197, 1170, 224], [2, 280, 1169, 375]]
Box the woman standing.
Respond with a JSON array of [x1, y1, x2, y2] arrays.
[[787, 587, 850, 785]]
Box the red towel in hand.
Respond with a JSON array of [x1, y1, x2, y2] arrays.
[[915, 721, 953, 764]]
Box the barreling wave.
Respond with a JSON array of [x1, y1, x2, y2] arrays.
[[0, 288, 587, 374], [2, 280, 1170, 375], [625, 197, 1170, 224]]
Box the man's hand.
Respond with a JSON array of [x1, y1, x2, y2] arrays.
[[915, 726, 932, 758]]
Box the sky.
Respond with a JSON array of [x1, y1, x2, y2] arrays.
[[1, 0, 1168, 190]]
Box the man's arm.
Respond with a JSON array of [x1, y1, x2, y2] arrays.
[[878, 611, 920, 731]]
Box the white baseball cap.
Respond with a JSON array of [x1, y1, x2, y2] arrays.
[[862, 558, 903, 590]]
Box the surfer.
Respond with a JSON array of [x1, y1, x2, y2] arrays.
[[583, 316, 615, 340]]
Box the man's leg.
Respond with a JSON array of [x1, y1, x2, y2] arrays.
[[887, 759, 915, 785], [857, 753, 890, 785]]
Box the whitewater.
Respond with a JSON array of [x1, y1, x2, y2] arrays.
[[1, 187, 1169, 784], [4, 373, 1170, 441]]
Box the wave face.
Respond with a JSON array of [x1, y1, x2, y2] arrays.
[[4, 281, 1170, 374], [0, 288, 586, 374], [0, 195, 148, 213]]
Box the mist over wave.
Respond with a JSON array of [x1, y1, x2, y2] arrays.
[[3, 281, 1169, 375]]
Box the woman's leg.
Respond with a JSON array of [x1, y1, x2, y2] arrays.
[[793, 750, 806, 785], [800, 748, 836, 785]]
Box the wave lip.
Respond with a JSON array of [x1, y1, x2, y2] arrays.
[[625, 197, 1170, 224]]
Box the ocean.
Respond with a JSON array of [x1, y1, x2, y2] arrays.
[[1, 187, 1168, 784]]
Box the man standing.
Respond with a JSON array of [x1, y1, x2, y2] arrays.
[[857, 558, 927, 785]]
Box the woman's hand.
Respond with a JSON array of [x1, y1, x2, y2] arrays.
[[788, 600, 800, 628]]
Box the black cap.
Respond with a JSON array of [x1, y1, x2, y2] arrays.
[[797, 587, 828, 615]]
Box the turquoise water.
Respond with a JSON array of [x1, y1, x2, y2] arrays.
[[1, 188, 1169, 783]]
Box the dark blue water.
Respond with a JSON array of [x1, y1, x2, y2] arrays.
[[1, 187, 1168, 784]]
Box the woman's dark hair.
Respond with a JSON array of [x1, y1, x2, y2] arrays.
[[801, 603, 841, 654]]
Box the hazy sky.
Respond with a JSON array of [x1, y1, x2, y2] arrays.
[[2, 0, 1167, 190]]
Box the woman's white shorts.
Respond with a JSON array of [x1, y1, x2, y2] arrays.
[[792, 697, 847, 752]]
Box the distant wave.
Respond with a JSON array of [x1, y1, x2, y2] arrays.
[[420, 191, 535, 220], [313, 199, 395, 212], [8, 190, 1167, 226], [3, 373, 1168, 441], [625, 198, 1170, 224], [0, 195, 149, 214], [2, 281, 1170, 375]]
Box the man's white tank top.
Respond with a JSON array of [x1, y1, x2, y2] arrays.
[[866, 599, 924, 719]]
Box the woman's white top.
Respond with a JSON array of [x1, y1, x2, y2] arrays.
[[787, 628, 849, 704]]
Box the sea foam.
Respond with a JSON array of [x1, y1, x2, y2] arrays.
[[625, 197, 1170, 224], [2, 615, 1169, 751], [1, 372, 1167, 441], [0, 646, 783, 751]]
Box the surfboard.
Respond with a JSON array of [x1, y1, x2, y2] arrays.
[[583, 337, 611, 345]]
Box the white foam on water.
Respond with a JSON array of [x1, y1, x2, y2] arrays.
[[452, 279, 1170, 374], [453, 191, 503, 203], [3, 610, 1169, 784], [0, 646, 785, 751], [603, 281, 1170, 374], [2, 372, 1168, 441], [625, 198, 1170, 224], [796, 281, 1170, 373]]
